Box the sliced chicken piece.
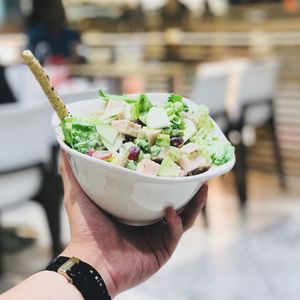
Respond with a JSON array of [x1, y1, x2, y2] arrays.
[[180, 143, 199, 154], [136, 159, 160, 176], [179, 155, 210, 174], [111, 119, 141, 137], [152, 147, 169, 162], [118, 103, 132, 120], [138, 127, 161, 146], [99, 106, 124, 120], [106, 100, 125, 111]]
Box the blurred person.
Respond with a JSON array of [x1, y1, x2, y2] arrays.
[[282, 0, 299, 13], [118, 3, 146, 32], [160, 0, 190, 29], [0, 151, 208, 299], [199, 0, 229, 17], [26, 0, 84, 64]]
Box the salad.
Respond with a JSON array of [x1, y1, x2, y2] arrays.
[[61, 91, 234, 177]]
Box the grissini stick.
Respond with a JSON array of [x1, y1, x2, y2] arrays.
[[22, 50, 69, 121]]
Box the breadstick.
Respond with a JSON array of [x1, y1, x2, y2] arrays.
[[22, 50, 69, 120]]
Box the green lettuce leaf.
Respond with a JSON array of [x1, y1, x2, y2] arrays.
[[156, 134, 170, 147], [135, 138, 150, 153], [125, 160, 137, 171], [98, 89, 138, 104], [189, 106, 215, 132], [165, 93, 189, 116], [60, 117, 105, 154], [150, 145, 161, 157], [191, 133, 235, 166], [130, 94, 153, 121], [211, 143, 235, 165]]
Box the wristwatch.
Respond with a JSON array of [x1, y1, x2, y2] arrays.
[[46, 256, 111, 300]]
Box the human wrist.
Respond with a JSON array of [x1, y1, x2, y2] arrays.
[[60, 242, 118, 298]]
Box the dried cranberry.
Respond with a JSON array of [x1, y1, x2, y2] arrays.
[[124, 135, 135, 143], [134, 119, 145, 126], [170, 136, 184, 147], [128, 146, 140, 160], [87, 149, 96, 156]]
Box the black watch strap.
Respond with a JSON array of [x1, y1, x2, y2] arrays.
[[46, 256, 111, 300]]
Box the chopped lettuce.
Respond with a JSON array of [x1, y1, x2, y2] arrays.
[[150, 145, 161, 157], [211, 143, 235, 166], [61, 117, 74, 147], [135, 138, 150, 153], [158, 156, 181, 177], [164, 94, 187, 133], [130, 94, 153, 122], [161, 127, 184, 137], [98, 89, 138, 104], [156, 134, 170, 147], [165, 93, 189, 116], [169, 114, 185, 130], [191, 134, 234, 165], [125, 160, 137, 171], [61, 117, 105, 154], [189, 106, 215, 132], [168, 147, 181, 163]]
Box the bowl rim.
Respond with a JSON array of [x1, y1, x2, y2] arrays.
[[52, 93, 235, 183]]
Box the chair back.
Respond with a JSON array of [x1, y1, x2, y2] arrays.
[[61, 89, 99, 104], [5, 64, 46, 104], [238, 59, 280, 106], [237, 59, 280, 126], [0, 103, 51, 172], [191, 62, 229, 116]]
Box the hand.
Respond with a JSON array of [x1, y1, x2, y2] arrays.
[[59, 151, 208, 298]]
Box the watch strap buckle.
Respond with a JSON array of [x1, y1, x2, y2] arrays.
[[57, 257, 80, 283]]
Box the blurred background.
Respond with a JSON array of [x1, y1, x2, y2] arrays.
[[0, 0, 300, 299]]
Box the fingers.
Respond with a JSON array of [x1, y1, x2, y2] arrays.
[[60, 150, 84, 192], [60, 151, 79, 187], [161, 207, 184, 256], [165, 207, 183, 242], [181, 184, 208, 231], [161, 184, 208, 255], [59, 150, 85, 206]]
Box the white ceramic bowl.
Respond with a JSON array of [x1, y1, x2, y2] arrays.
[[52, 93, 235, 226]]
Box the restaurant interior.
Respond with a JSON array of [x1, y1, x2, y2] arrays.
[[0, 0, 300, 299]]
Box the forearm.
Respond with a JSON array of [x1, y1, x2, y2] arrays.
[[0, 243, 117, 300], [0, 271, 84, 300]]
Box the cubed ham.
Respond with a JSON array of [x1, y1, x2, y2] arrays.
[[111, 119, 141, 137], [180, 143, 198, 154], [136, 159, 160, 176], [179, 155, 210, 174], [138, 127, 160, 146]]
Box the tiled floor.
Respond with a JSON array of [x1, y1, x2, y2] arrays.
[[1, 170, 300, 300]]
